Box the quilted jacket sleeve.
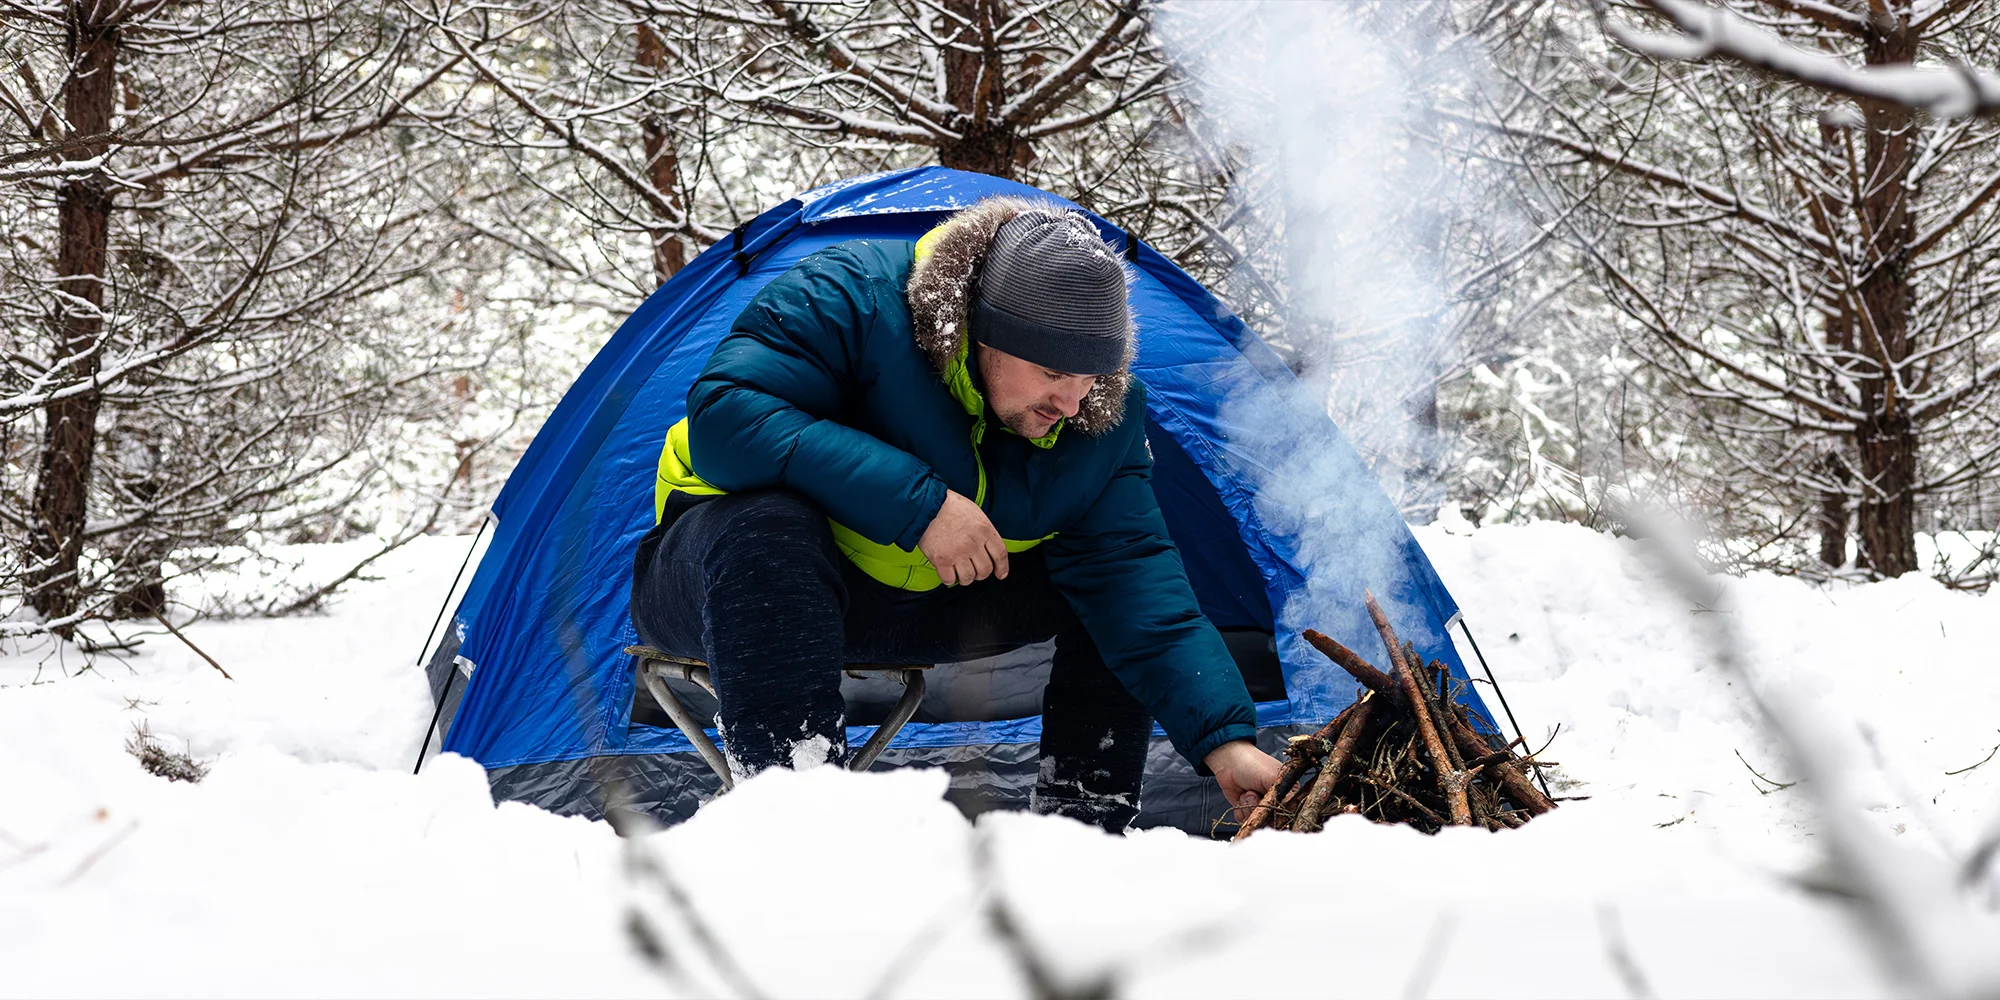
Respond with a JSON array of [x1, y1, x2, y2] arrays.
[[1042, 384, 1259, 767], [686, 245, 947, 549]]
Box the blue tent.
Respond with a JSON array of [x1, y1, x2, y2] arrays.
[[421, 166, 1499, 832]]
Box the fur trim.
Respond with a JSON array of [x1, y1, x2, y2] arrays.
[[905, 196, 1136, 436]]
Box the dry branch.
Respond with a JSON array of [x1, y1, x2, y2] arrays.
[[1367, 590, 1471, 826], [1300, 629, 1402, 703], [1234, 592, 1557, 840], [1230, 705, 1351, 842], [1294, 693, 1377, 833]]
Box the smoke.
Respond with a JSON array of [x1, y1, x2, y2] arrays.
[[1155, 2, 1502, 652], [1158, 1, 1486, 517]]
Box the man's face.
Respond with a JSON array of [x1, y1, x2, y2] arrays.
[[975, 343, 1096, 439]]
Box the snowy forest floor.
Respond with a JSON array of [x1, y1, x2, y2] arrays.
[[4, 521, 1998, 998]]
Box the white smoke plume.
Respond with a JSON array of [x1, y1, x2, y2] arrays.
[[1158, 1, 1489, 517], [1153, 1, 1506, 652]]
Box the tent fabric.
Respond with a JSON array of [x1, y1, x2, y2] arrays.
[[431, 166, 1496, 832]]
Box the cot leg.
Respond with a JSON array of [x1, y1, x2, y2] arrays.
[[639, 658, 735, 792], [849, 668, 926, 773]]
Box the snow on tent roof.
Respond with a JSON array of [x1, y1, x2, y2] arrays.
[[423, 166, 1497, 831]]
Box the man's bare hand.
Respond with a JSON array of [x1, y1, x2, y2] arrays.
[[1204, 739, 1284, 816], [918, 489, 1009, 586]]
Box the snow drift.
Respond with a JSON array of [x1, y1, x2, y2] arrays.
[[4, 522, 1998, 997]]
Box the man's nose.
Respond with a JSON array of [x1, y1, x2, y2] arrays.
[[1052, 388, 1084, 418]]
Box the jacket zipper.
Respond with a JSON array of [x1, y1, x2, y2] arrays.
[[970, 413, 989, 508]]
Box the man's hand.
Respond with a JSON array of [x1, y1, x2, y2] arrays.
[[1204, 739, 1284, 816], [918, 489, 1009, 586]]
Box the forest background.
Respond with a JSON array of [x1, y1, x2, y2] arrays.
[[6, 0, 2000, 641]]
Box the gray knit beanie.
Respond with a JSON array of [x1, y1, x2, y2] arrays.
[[971, 211, 1130, 376]]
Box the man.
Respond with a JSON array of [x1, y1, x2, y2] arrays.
[[631, 196, 1282, 832]]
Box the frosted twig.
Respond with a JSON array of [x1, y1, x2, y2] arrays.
[[149, 611, 231, 681]]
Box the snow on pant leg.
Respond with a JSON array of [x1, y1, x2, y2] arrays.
[[629, 490, 848, 775], [1031, 617, 1153, 834]]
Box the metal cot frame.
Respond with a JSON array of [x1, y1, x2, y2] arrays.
[[626, 644, 929, 791]]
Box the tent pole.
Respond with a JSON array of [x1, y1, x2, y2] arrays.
[[1458, 618, 1551, 798], [413, 668, 459, 775], [413, 514, 490, 671], [409, 515, 490, 776]]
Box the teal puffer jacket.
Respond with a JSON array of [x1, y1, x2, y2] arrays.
[[681, 236, 1257, 767]]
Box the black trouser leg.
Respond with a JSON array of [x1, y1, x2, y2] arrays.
[[630, 490, 849, 775], [1031, 619, 1154, 832]]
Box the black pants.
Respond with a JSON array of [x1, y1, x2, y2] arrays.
[[630, 490, 1153, 831]]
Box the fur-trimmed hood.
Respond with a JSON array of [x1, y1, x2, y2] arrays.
[[904, 196, 1135, 436]]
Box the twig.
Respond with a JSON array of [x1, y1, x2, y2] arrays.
[[1529, 723, 1563, 759], [1421, 654, 1468, 776], [61, 821, 139, 885], [267, 497, 445, 616], [1296, 693, 1377, 833], [624, 831, 767, 999], [1357, 773, 1448, 828], [1301, 628, 1403, 703], [1963, 827, 2000, 890], [1400, 910, 1459, 1000], [1945, 735, 1999, 776], [1232, 707, 1351, 841], [1734, 748, 1796, 793], [1367, 590, 1470, 825], [0, 827, 48, 875], [860, 888, 974, 1000], [150, 611, 232, 680], [77, 635, 145, 655], [1596, 902, 1657, 1000], [975, 830, 1115, 1000], [1449, 715, 1556, 815]]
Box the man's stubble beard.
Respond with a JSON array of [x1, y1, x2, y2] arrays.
[[994, 404, 1057, 439]]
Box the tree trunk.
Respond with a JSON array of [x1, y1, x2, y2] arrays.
[[938, 127, 1024, 178], [109, 479, 169, 620], [938, 0, 1025, 178], [1850, 19, 1920, 577], [1818, 453, 1849, 569], [1809, 129, 1856, 573], [1856, 412, 1920, 576], [27, 6, 119, 630], [636, 24, 686, 287]]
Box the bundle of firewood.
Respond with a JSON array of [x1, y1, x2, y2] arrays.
[[1231, 591, 1556, 839]]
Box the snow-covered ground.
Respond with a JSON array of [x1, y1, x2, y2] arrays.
[[4, 522, 1998, 998]]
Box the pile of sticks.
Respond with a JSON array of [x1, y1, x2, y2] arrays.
[[1232, 591, 1556, 839]]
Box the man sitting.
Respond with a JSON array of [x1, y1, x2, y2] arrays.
[[631, 197, 1281, 831]]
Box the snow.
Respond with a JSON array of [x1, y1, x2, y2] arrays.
[[5, 524, 1999, 997]]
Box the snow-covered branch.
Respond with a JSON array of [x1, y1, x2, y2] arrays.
[[1608, 0, 2000, 118]]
